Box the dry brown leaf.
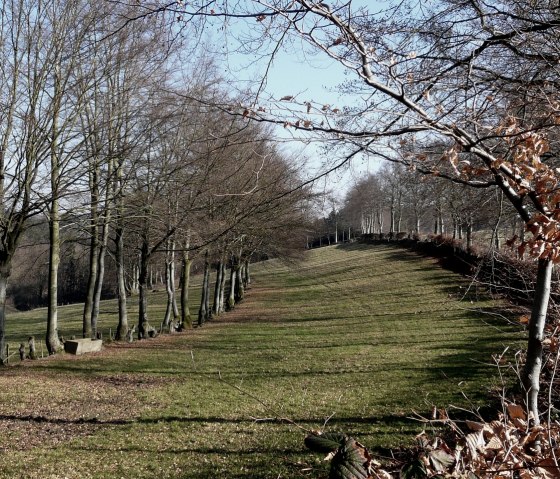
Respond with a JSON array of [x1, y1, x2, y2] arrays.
[[465, 420, 485, 431], [485, 435, 503, 450], [507, 404, 527, 421], [538, 458, 560, 479], [465, 430, 485, 459], [512, 417, 528, 430], [373, 471, 392, 479]]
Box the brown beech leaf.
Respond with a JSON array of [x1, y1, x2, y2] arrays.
[[537, 458, 560, 479], [507, 404, 527, 421], [465, 430, 485, 459], [485, 435, 503, 451], [465, 420, 485, 431], [428, 448, 455, 472]]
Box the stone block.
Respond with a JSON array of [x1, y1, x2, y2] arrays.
[[64, 338, 102, 355]]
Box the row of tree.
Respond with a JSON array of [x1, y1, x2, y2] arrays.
[[152, 0, 560, 425], [314, 163, 520, 252], [0, 0, 312, 361]]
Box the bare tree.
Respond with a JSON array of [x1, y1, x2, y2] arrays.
[[150, 0, 560, 423], [0, 0, 94, 360]]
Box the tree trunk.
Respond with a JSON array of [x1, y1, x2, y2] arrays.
[[396, 190, 403, 232], [235, 262, 245, 302], [0, 261, 10, 364], [46, 204, 62, 354], [180, 241, 192, 328], [243, 259, 250, 288], [83, 163, 99, 338], [213, 259, 223, 316], [46, 63, 64, 355], [28, 336, 37, 360], [492, 190, 504, 250], [227, 257, 236, 311], [114, 223, 128, 341], [219, 260, 227, 313], [91, 202, 111, 339], [204, 261, 211, 321], [466, 219, 473, 250], [138, 239, 150, 339], [163, 239, 176, 328], [198, 250, 210, 326], [523, 258, 553, 427], [335, 221, 338, 244], [438, 212, 444, 234], [170, 244, 179, 320]]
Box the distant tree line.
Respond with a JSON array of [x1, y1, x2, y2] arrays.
[[310, 161, 519, 253]]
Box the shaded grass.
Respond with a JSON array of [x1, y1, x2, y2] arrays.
[[0, 243, 523, 478]]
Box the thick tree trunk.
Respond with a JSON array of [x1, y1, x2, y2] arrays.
[[198, 250, 210, 326], [114, 224, 128, 341], [213, 259, 223, 316], [243, 259, 250, 288], [523, 258, 553, 427], [235, 262, 245, 302]]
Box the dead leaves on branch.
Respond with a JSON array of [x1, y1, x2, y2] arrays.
[[426, 117, 560, 263], [306, 404, 560, 478], [239, 99, 341, 132]]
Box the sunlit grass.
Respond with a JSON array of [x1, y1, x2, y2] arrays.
[[0, 243, 523, 478]]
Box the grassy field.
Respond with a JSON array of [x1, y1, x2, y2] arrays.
[[0, 243, 523, 478]]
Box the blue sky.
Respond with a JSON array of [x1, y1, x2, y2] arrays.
[[205, 1, 383, 202]]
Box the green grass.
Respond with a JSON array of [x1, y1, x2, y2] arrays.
[[0, 243, 523, 478]]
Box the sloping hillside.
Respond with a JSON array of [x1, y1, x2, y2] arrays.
[[0, 243, 522, 478]]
